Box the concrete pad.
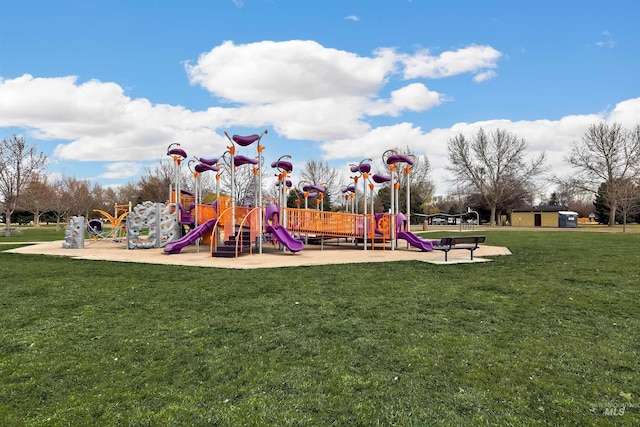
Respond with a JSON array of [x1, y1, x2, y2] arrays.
[[7, 240, 512, 269]]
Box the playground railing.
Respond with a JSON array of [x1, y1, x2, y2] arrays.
[[210, 206, 233, 255], [284, 209, 357, 238], [235, 206, 262, 256], [210, 203, 260, 257], [283, 208, 391, 240]]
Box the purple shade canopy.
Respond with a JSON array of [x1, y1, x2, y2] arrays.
[[271, 160, 293, 172], [386, 154, 414, 165], [303, 184, 325, 193], [299, 192, 318, 198], [199, 157, 218, 166], [232, 134, 260, 146], [350, 163, 371, 174], [195, 163, 219, 173], [275, 179, 292, 187], [234, 155, 258, 166], [372, 174, 391, 183], [168, 148, 187, 158], [343, 184, 356, 193]]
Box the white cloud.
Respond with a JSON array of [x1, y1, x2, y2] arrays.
[[607, 97, 640, 124], [0, 41, 500, 165], [595, 31, 616, 48], [321, 122, 429, 160], [345, 15, 360, 22], [2, 40, 638, 195], [314, 99, 640, 195], [185, 40, 392, 103], [401, 44, 502, 80], [473, 70, 497, 82], [99, 162, 146, 179], [387, 83, 442, 115], [0, 74, 228, 162]]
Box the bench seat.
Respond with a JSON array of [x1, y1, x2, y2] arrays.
[[432, 236, 486, 261]]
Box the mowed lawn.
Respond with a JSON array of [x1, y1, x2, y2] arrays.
[[1, 228, 639, 426]]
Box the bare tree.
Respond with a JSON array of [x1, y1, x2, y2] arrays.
[[566, 123, 640, 226], [217, 158, 269, 207], [608, 178, 640, 232], [99, 186, 126, 212], [550, 178, 580, 207], [374, 149, 434, 219], [19, 175, 56, 226], [398, 151, 434, 216], [137, 160, 176, 203], [50, 181, 70, 231], [60, 177, 97, 218], [300, 159, 340, 210], [0, 135, 48, 235], [447, 128, 546, 226], [232, 164, 259, 206]]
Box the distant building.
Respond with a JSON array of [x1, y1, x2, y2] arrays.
[[510, 206, 578, 228]]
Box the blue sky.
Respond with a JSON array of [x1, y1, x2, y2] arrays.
[[1, 0, 639, 196]]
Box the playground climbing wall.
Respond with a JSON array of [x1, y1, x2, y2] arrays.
[[62, 216, 85, 249], [126, 201, 179, 249]]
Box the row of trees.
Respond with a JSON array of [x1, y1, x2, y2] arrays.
[[445, 123, 640, 228], [0, 135, 435, 233], [3, 122, 639, 235]]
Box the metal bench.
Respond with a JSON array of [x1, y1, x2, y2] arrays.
[[432, 236, 486, 261]]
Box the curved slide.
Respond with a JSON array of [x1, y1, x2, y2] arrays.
[[164, 218, 218, 254], [396, 231, 437, 252], [266, 225, 304, 253]]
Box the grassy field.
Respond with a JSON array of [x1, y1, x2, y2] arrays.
[[1, 226, 639, 425]]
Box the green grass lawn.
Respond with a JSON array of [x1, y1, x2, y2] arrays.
[[1, 229, 639, 425], [0, 225, 67, 242]]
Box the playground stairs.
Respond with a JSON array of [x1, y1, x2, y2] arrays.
[[211, 226, 252, 258]]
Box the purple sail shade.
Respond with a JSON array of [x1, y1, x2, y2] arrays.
[[195, 163, 219, 173], [234, 155, 258, 166], [372, 174, 391, 183], [350, 163, 371, 173], [232, 134, 260, 146], [168, 148, 187, 158], [271, 160, 293, 172], [303, 184, 325, 193], [199, 157, 218, 166], [275, 179, 293, 188], [386, 154, 414, 165]]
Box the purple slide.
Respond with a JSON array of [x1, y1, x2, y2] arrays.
[[396, 231, 437, 252], [266, 225, 304, 253], [164, 218, 218, 254]]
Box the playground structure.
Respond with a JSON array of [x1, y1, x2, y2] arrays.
[[87, 203, 132, 242], [157, 133, 439, 258], [63, 129, 446, 259]]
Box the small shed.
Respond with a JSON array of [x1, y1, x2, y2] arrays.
[[558, 211, 579, 228], [511, 206, 575, 228]]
